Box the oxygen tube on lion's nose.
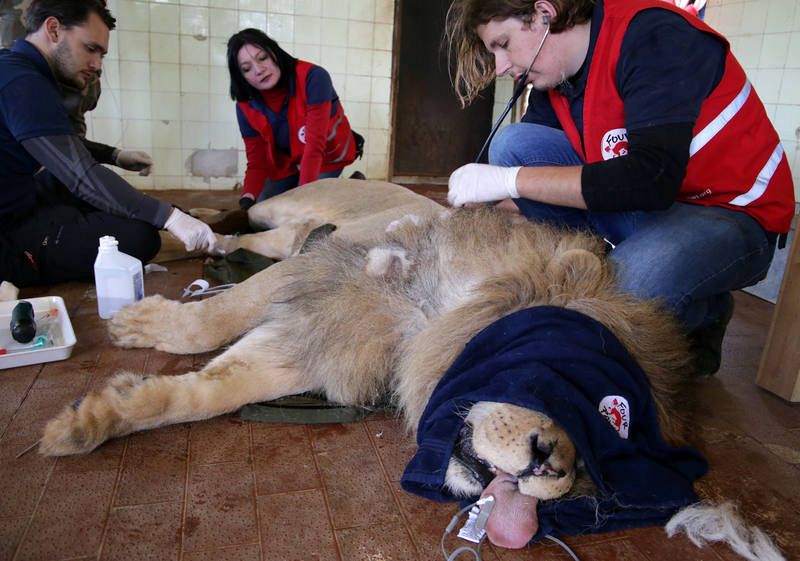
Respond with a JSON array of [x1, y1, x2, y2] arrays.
[[440, 494, 582, 561]]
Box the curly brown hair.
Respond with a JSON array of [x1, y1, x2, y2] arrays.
[[445, 0, 594, 106]]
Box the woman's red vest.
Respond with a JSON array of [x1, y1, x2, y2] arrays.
[[548, 0, 795, 233], [237, 60, 355, 183]]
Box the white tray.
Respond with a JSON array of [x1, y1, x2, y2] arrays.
[[0, 296, 77, 370]]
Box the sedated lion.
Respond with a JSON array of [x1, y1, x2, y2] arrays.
[[38, 179, 784, 559]]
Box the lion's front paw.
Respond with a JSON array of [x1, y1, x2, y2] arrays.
[[108, 295, 175, 349], [39, 397, 109, 456], [468, 402, 577, 500]]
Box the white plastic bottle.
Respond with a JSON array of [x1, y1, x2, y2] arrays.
[[93, 236, 145, 319]]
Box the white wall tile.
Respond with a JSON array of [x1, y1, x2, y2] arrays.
[[271, 0, 296, 14], [373, 23, 392, 51], [295, 0, 321, 16], [369, 102, 390, 129], [151, 63, 181, 92], [752, 68, 783, 105], [347, 48, 373, 75], [122, 119, 153, 148], [321, 19, 348, 47], [345, 75, 371, 103], [370, 76, 390, 103], [787, 32, 800, 69], [181, 35, 209, 65], [295, 16, 322, 44], [151, 92, 181, 121], [210, 40, 229, 66], [321, 46, 347, 74], [729, 34, 762, 69], [181, 64, 210, 93], [210, 67, 231, 97], [117, 0, 150, 31], [372, 49, 391, 77], [349, 0, 375, 22], [182, 121, 211, 148], [120, 60, 151, 91], [149, 3, 179, 34], [210, 93, 234, 122], [294, 44, 321, 62], [209, 8, 239, 38], [239, 11, 267, 30], [737, 0, 767, 36], [374, 0, 393, 25], [765, 0, 797, 34], [348, 21, 373, 49], [759, 33, 791, 69], [180, 6, 209, 38], [778, 69, 800, 105], [92, 117, 124, 146], [268, 13, 295, 42], [150, 33, 180, 63], [121, 89, 153, 119], [322, 0, 348, 19], [209, 121, 242, 149], [152, 119, 181, 150], [181, 92, 211, 121], [100, 60, 121, 90], [118, 31, 150, 62], [346, 101, 370, 128], [240, 0, 267, 11], [93, 89, 124, 118], [773, 104, 800, 143]]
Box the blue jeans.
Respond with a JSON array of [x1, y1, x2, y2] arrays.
[[489, 123, 776, 332], [256, 168, 344, 202]]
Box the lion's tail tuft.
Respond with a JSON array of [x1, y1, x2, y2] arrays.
[[666, 501, 785, 561]]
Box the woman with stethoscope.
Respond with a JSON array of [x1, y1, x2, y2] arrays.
[[445, 0, 794, 376]]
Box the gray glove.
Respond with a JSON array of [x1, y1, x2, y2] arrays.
[[164, 208, 219, 254], [115, 150, 153, 176]]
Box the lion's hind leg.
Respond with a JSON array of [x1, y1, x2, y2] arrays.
[[39, 326, 312, 456]]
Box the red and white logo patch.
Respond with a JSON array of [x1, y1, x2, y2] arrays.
[[598, 395, 630, 439], [298, 125, 307, 144], [601, 128, 628, 160]]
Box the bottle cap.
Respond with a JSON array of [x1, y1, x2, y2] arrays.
[[98, 236, 119, 250]]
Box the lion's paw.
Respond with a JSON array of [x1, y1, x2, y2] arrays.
[[39, 396, 109, 456], [108, 295, 176, 349], [467, 402, 576, 500]]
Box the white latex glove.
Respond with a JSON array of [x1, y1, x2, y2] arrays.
[[447, 163, 521, 207], [164, 208, 219, 254], [115, 150, 153, 176]]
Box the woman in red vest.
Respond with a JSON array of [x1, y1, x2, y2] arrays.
[[445, 0, 795, 375], [227, 29, 362, 210]]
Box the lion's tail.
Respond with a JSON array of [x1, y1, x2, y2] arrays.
[[666, 501, 785, 561]]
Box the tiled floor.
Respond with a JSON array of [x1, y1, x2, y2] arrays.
[[1, 188, 798, 561]]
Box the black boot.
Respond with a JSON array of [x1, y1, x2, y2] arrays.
[[687, 292, 735, 377]]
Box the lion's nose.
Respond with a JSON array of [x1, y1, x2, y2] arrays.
[[530, 433, 554, 465]]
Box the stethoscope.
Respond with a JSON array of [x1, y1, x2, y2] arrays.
[[474, 15, 551, 163]]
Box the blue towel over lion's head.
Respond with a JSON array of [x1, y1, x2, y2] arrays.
[[401, 306, 707, 540]]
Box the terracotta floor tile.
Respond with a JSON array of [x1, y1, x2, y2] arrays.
[[366, 418, 416, 482], [115, 425, 189, 507], [183, 461, 259, 552], [189, 416, 250, 465], [315, 444, 401, 530], [0, 435, 55, 518], [181, 544, 261, 561], [0, 367, 38, 435], [256, 489, 339, 561], [251, 424, 321, 495], [100, 501, 183, 561], [309, 421, 371, 452], [14, 468, 117, 561], [335, 521, 419, 561], [0, 516, 29, 561]]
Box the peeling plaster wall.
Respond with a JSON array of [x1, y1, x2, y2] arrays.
[[85, 0, 395, 191]]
